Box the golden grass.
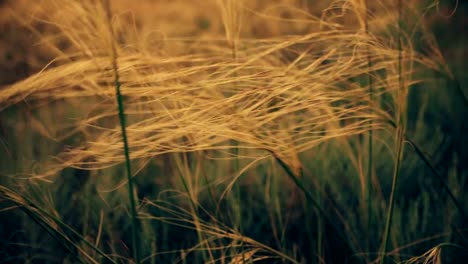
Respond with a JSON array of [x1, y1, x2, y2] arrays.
[[0, 0, 458, 263], [1, 0, 441, 182]]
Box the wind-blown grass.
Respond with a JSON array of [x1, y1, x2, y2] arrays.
[[102, 0, 141, 263], [380, 1, 406, 263], [0, 0, 466, 263]]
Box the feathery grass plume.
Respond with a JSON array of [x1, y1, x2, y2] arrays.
[[402, 243, 463, 264], [1, 0, 463, 262], [217, 0, 242, 54], [0, 25, 419, 179]]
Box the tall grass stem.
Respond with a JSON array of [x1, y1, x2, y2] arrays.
[[380, 1, 404, 263], [268, 150, 350, 251], [364, 0, 374, 255], [406, 139, 468, 222], [103, 1, 141, 263]]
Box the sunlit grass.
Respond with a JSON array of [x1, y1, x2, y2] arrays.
[[0, 0, 466, 263]]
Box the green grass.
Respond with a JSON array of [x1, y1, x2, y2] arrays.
[[1, 0, 467, 263], [103, 0, 141, 262]]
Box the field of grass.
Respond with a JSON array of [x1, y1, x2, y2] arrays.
[[0, 0, 467, 263]]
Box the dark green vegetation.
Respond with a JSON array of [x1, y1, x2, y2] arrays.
[[0, 0, 467, 263]]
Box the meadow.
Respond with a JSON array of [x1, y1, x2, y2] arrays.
[[0, 0, 467, 263]]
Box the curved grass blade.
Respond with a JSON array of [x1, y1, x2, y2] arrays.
[[0, 185, 117, 264]]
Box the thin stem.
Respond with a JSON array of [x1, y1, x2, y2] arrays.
[[380, 126, 404, 264], [22, 207, 85, 263], [384, 117, 467, 225], [0, 186, 117, 263], [176, 153, 213, 263], [380, 1, 404, 263], [364, 0, 374, 255], [267, 150, 351, 251], [406, 138, 468, 223], [103, 1, 141, 263]]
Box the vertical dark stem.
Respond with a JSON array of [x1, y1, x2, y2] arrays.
[[364, 0, 374, 256], [103, 1, 141, 263], [380, 1, 403, 263]]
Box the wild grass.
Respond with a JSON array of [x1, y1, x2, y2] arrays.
[[380, 0, 406, 262], [103, 0, 141, 262], [0, 0, 467, 263]]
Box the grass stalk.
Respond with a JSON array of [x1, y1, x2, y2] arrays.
[[451, 77, 468, 109], [383, 116, 468, 225], [267, 150, 351, 252], [0, 185, 117, 263], [224, 3, 246, 257], [175, 152, 213, 263], [380, 1, 404, 263], [364, 0, 374, 255], [21, 205, 85, 263], [102, 1, 141, 263], [316, 174, 323, 261], [380, 127, 404, 264], [406, 138, 468, 223]]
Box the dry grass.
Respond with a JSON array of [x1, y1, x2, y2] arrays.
[[0, 0, 434, 179], [0, 0, 463, 263]]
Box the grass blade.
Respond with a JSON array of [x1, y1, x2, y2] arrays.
[[381, 1, 404, 263], [267, 150, 351, 253], [0, 185, 116, 263], [406, 138, 468, 223], [364, 0, 374, 256], [102, 0, 141, 263]]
